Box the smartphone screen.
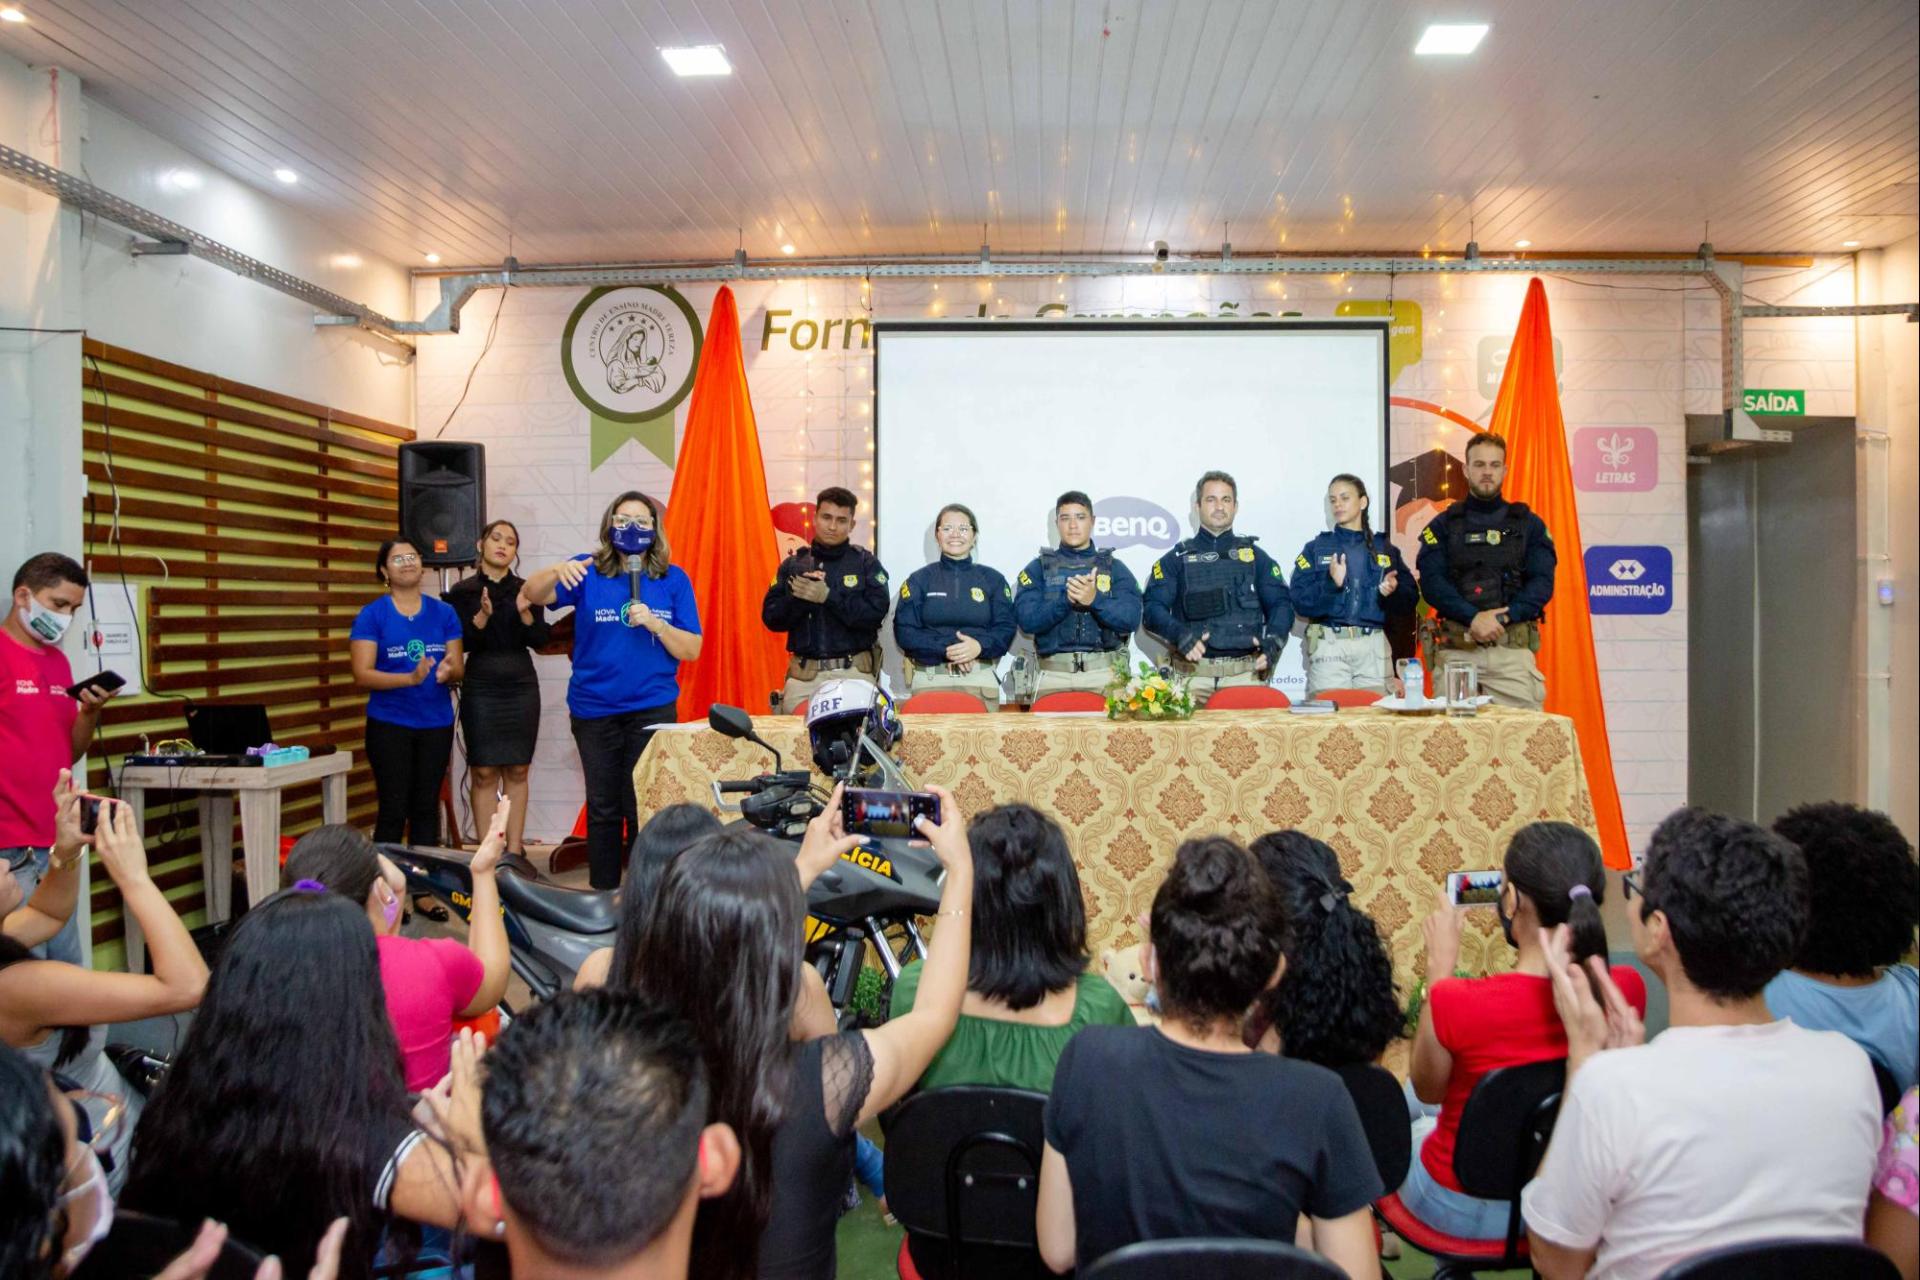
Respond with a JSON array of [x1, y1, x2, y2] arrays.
[[79, 796, 105, 837], [1446, 868, 1504, 908], [66, 670, 126, 701], [841, 788, 941, 839]]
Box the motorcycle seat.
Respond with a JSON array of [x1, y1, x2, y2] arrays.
[[496, 871, 619, 934]]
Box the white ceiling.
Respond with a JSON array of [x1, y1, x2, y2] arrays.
[[3, 0, 1915, 268]]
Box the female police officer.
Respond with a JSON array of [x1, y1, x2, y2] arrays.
[[893, 502, 1016, 708], [1290, 473, 1416, 698]]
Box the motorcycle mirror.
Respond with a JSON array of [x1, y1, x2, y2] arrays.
[[708, 705, 755, 738]]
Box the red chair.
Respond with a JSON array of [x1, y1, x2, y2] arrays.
[[898, 691, 990, 714], [1202, 685, 1291, 710], [1029, 691, 1107, 713], [1317, 688, 1384, 708]]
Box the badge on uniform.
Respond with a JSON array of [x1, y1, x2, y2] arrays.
[[1096, 574, 1111, 592], [1486, 530, 1503, 546], [843, 574, 859, 588], [1237, 547, 1255, 562], [970, 586, 985, 603], [1375, 554, 1392, 568]]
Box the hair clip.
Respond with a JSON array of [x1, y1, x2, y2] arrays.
[[1567, 883, 1593, 900], [292, 878, 328, 893]]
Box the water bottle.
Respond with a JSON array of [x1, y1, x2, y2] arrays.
[[1395, 657, 1425, 705]]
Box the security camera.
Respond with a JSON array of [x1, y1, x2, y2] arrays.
[[1153, 240, 1170, 262]]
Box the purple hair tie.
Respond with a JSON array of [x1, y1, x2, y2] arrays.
[[293, 878, 328, 893], [1567, 884, 1593, 900]]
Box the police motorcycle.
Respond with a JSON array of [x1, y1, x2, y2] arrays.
[[708, 679, 944, 1019]]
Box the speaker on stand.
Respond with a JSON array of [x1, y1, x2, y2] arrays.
[[398, 442, 486, 570]]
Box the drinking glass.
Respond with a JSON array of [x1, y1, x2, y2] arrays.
[[1445, 662, 1480, 716]]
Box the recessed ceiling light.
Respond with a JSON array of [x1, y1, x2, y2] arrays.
[[423, 252, 441, 264], [780, 243, 796, 255], [159, 168, 202, 192], [273, 167, 299, 184], [1842, 240, 1861, 248], [1415, 23, 1489, 55], [0, 8, 27, 23], [1515, 239, 1532, 248], [330, 253, 362, 269], [660, 44, 731, 77]]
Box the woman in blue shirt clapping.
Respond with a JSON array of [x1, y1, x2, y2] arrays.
[[522, 491, 702, 890]]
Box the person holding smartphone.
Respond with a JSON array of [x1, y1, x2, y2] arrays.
[[1, 553, 117, 966]]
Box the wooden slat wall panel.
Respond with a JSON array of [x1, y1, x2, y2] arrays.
[[79, 338, 412, 969]]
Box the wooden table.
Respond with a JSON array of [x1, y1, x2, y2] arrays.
[[116, 753, 352, 972], [633, 708, 1598, 989]]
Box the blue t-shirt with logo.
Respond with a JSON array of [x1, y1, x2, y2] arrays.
[[350, 595, 462, 729], [552, 556, 702, 719]]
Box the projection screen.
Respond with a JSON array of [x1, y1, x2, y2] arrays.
[[872, 319, 1389, 697]]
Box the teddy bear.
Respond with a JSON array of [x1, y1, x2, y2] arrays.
[[1099, 943, 1158, 1025]]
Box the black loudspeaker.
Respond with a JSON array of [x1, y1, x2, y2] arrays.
[[398, 442, 486, 566]]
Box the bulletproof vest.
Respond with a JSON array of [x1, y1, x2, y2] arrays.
[[1443, 504, 1531, 610], [1037, 548, 1122, 652], [1177, 536, 1263, 651]]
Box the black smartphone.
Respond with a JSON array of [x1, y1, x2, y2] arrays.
[[66, 670, 127, 702], [79, 795, 107, 837], [1446, 868, 1505, 908], [841, 788, 941, 839]]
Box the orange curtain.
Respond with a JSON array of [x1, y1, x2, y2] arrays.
[[664, 286, 790, 720], [1489, 279, 1632, 868]]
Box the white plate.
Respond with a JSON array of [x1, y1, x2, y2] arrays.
[[1374, 695, 1494, 712]]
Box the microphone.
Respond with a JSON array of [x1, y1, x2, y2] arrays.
[[625, 554, 644, 621]]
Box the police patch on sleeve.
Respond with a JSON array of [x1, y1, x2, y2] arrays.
[[1151, 561, 1165, 581], [1003, 584, 1013, 599], [1296, 553, 1311, 570], [1421, 527, 1439, 546], [1018, 570, 1033, 587], [899, 583, 911, 600], [843, 574, 859, 588], [874, 572, 888, 586], [970, 586, 985, 603], [1270, 563, 1282, 577]]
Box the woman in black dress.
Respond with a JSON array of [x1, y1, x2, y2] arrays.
[[443, 519, 547, 859]]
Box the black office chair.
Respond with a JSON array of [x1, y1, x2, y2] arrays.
[[1657, 1238, 1902, 1279], [1332, 1061, 1415, 1192], [69, 1210, 268, 1280], [1376, 1057, 1567, 1277], [1081, 1238, 1349, 1279], [883, 1086, 1050, 1280]]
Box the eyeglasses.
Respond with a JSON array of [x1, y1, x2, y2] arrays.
[[1621, 870, 1642, 901], [609, 516, 652, 531], [387, 553, 421, 567], [936, 525, 974, 536]]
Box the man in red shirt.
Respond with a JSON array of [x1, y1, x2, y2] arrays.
[[3, 552, 117, 964]]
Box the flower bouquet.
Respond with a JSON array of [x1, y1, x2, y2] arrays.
[[1105, 659, 1195, 721]]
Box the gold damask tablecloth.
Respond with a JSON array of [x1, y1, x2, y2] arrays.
[[632, 706, 1597, 991]]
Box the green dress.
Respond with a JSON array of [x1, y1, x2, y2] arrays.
[[888, 963, 1136, 1092]]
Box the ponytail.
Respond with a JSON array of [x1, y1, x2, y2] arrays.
[[1329, 473, 1375, 547], [1505, 821, 1609, 971]]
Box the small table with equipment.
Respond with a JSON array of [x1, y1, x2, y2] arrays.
[[114, 752, 352, 972]]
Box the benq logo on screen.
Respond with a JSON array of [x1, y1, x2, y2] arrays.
[[1093, 497, 1180, 551], [1585, 545, 1673, 615]]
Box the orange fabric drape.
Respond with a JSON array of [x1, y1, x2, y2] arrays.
[[664, 286, 790, 720], [1488, 279, 1632, 868]]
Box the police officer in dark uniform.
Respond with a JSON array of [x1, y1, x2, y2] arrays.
[[893, 501, 1016, 708], [1013, 490, 1143, 699], [1414, 432, 1556, 709], [1144, 470, 1295, 707], [761, 486, 891, 713], [1291, 472, 1417, 697]]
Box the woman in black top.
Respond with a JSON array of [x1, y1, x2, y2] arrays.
[[443, 520, 548, 858]]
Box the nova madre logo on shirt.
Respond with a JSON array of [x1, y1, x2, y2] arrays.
[[405, 638, 427, 662], [562, 285, 703, 470], [1585, 545, 1674, 615]]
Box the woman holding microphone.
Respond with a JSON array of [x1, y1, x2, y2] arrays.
[[521, 492, 702, 890]]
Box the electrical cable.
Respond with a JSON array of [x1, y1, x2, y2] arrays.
[[430, 286, 510, 439]]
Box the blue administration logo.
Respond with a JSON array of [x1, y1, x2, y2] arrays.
[[1585, 545, 1673, 615]]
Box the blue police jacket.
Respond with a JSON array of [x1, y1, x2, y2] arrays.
[[1289, 527, 1417, 630], [892, 555, 1016, 667], [1013, 543, 1142, 655], [1143, 527, 1294, 658]]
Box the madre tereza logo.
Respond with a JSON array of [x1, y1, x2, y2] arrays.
[[1092, 496, 1180, 552]]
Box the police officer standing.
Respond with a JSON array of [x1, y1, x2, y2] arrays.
[[1014, 490, 1143, 698], [1144, 471, 1295, 708], [893, 502, 1016, 708], [1414, 432, 1556, 709], [762, 486, 891, 713], [1291, 472, 1416, 697]]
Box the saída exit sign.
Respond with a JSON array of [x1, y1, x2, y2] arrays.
[[1742, 389, 1806, 416]]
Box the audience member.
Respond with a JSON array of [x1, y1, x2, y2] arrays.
[[888, 803, 1132, 1090], [616, 787, 973, 1280], [1522, 807, 1883, 1280], [1, 1040, 74, 1280], [457, 989, 741, 1280], [1248, 830, 1403, 1068], [1764, 801, 1919, 1090], [2, 553, 118, 968], [283, 807, 511, 1092], [1036, 836, 1382, 1278], [120, 889, 471, 1280], [1400, 820, 1645, 1240], [0, 791, 207, 1191], [3, 772, 86, 947], [573, 802, 724, 993], [1869, 1085, 1919, 1280]]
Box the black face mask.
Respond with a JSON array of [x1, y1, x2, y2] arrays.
[[1495, 889, 1517, 949]]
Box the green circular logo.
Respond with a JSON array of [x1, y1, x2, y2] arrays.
[[406, 639, 427, 662], [561, 285, 703, 424]]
